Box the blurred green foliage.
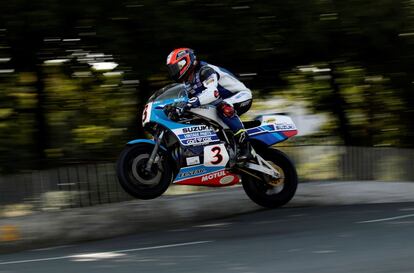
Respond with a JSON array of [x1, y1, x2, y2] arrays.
[[1, 0, 414, 172]]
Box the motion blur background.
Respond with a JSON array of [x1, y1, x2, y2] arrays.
[[1, 0, 414, 211]]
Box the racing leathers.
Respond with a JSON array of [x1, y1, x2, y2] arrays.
[[185, 61, 253, 159]]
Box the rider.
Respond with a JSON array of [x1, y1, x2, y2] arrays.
[[166, 48, 252, 160]]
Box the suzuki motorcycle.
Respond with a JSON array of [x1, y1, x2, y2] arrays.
[[117, 83, 298, 208]]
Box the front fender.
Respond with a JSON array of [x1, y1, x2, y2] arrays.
[[126, 139, 167, 152]]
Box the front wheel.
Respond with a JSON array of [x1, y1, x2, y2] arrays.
[[242, 148, 298, 208], [116, 143, 172, 200]]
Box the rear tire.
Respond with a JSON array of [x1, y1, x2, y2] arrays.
[[116, 143, 172, 199], [242, 148, 297, 208]]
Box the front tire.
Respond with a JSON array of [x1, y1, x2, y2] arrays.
[[242, 148, 298, 208], [117, 143, 172, 199]]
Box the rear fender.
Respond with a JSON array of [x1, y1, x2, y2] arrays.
[[246, 115, 298, 146]]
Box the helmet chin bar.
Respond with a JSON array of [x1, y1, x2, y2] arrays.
[[181, 69, 196, 83]]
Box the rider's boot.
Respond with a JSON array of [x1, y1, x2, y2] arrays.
[[235, 129, 251, 161]]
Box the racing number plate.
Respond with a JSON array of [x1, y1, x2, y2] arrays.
[[142, 102, 153, 126], [203, 143, 229, 167]]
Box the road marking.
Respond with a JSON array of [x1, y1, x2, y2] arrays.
[[287, 248, 303, 252], [312, 250, 337, 254], [288, 214, 307, 218], [0, 240, 213, 265], [388, 221, 414, 225], [357, 214, 414, 224], [71, 252, 125, 262], [194, 222, 231, 228], [31, 245, 74, 252]]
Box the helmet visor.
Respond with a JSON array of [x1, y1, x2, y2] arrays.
[[167, 63, 181, 81]]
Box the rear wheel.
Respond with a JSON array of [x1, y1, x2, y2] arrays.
[[242, 148, 297, 208], [116, 143, 172, 199]]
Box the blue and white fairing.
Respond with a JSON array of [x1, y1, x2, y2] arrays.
[[139, 84, 236, 186], [247, 115, 298, 146], [131, 83, 297, 186]]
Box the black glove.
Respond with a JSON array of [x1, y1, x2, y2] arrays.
[[164, 101, 188, 120], [173, 101, 190, 116]]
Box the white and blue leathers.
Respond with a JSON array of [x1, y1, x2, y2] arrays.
[[187, 61, 252, 132]]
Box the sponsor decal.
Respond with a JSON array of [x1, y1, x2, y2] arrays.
[[201, 170, 226, 182], [264, 118, 276, 123], [205, 77, 215, 85], [174, 126, 218, 146], [178, 168, 206, 178], [274, 123, 296, 131], [182, 137, 215, 145], [173, 166, 240, 186], [186, 156, 200, 166], [220, 175, 235, 185], [180, 131, 216, 139], [182, 125, 209, 133]]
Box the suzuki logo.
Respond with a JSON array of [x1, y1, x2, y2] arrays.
[[183, 125, 208, 133]]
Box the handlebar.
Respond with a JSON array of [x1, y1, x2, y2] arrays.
[[164, 102, 188, 121]]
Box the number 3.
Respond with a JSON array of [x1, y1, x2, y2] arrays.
[[210, 146, 223, 165], [204, 144, 228, 167]]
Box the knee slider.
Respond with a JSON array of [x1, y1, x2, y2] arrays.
[[218, 102, 235, 118]]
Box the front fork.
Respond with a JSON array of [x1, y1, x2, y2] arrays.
[[145, 130, 165, 172]]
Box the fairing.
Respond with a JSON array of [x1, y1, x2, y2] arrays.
[[141, 84, 239, 186], [136, 85, 297, 187], [247, 115, 298, 146]]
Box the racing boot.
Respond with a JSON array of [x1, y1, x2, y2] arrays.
[[234, 129, 251, 161]]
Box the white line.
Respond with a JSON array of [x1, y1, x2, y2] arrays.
[[0, 256, 65, 265], [357, 214, 414, 224], [113, 240, 212, 254], [31, 245, 74, 252], [0, 240, 212, 265], [194, 222, 231, 228], [312, 250, 337, 254]]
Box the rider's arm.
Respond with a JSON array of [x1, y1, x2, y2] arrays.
[[188, 67, 219, 107]]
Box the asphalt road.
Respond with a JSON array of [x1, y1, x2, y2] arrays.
[[1, 202, 414, 273]]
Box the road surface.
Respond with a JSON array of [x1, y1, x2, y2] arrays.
[[1, 202, 414, 273]]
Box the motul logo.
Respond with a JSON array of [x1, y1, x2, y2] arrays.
[[201, 171, 226, 182]]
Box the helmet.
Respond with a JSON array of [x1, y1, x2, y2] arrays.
[[166, 48, 196, 82]]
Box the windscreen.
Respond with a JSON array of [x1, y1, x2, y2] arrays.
[[148, 83, 187, 102]]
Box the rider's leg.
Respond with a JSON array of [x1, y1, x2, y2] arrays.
[[217, 91, 253, 160], [225, 91, 253, 116], [217, 101, 251, 161]]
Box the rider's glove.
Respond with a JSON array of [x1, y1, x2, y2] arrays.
[[170, 96, 200, 117], [187, 96, 200, 108], [174, 101, 189, 116]]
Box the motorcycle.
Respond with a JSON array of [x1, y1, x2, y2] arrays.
[[117, 83, 298, 208]]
